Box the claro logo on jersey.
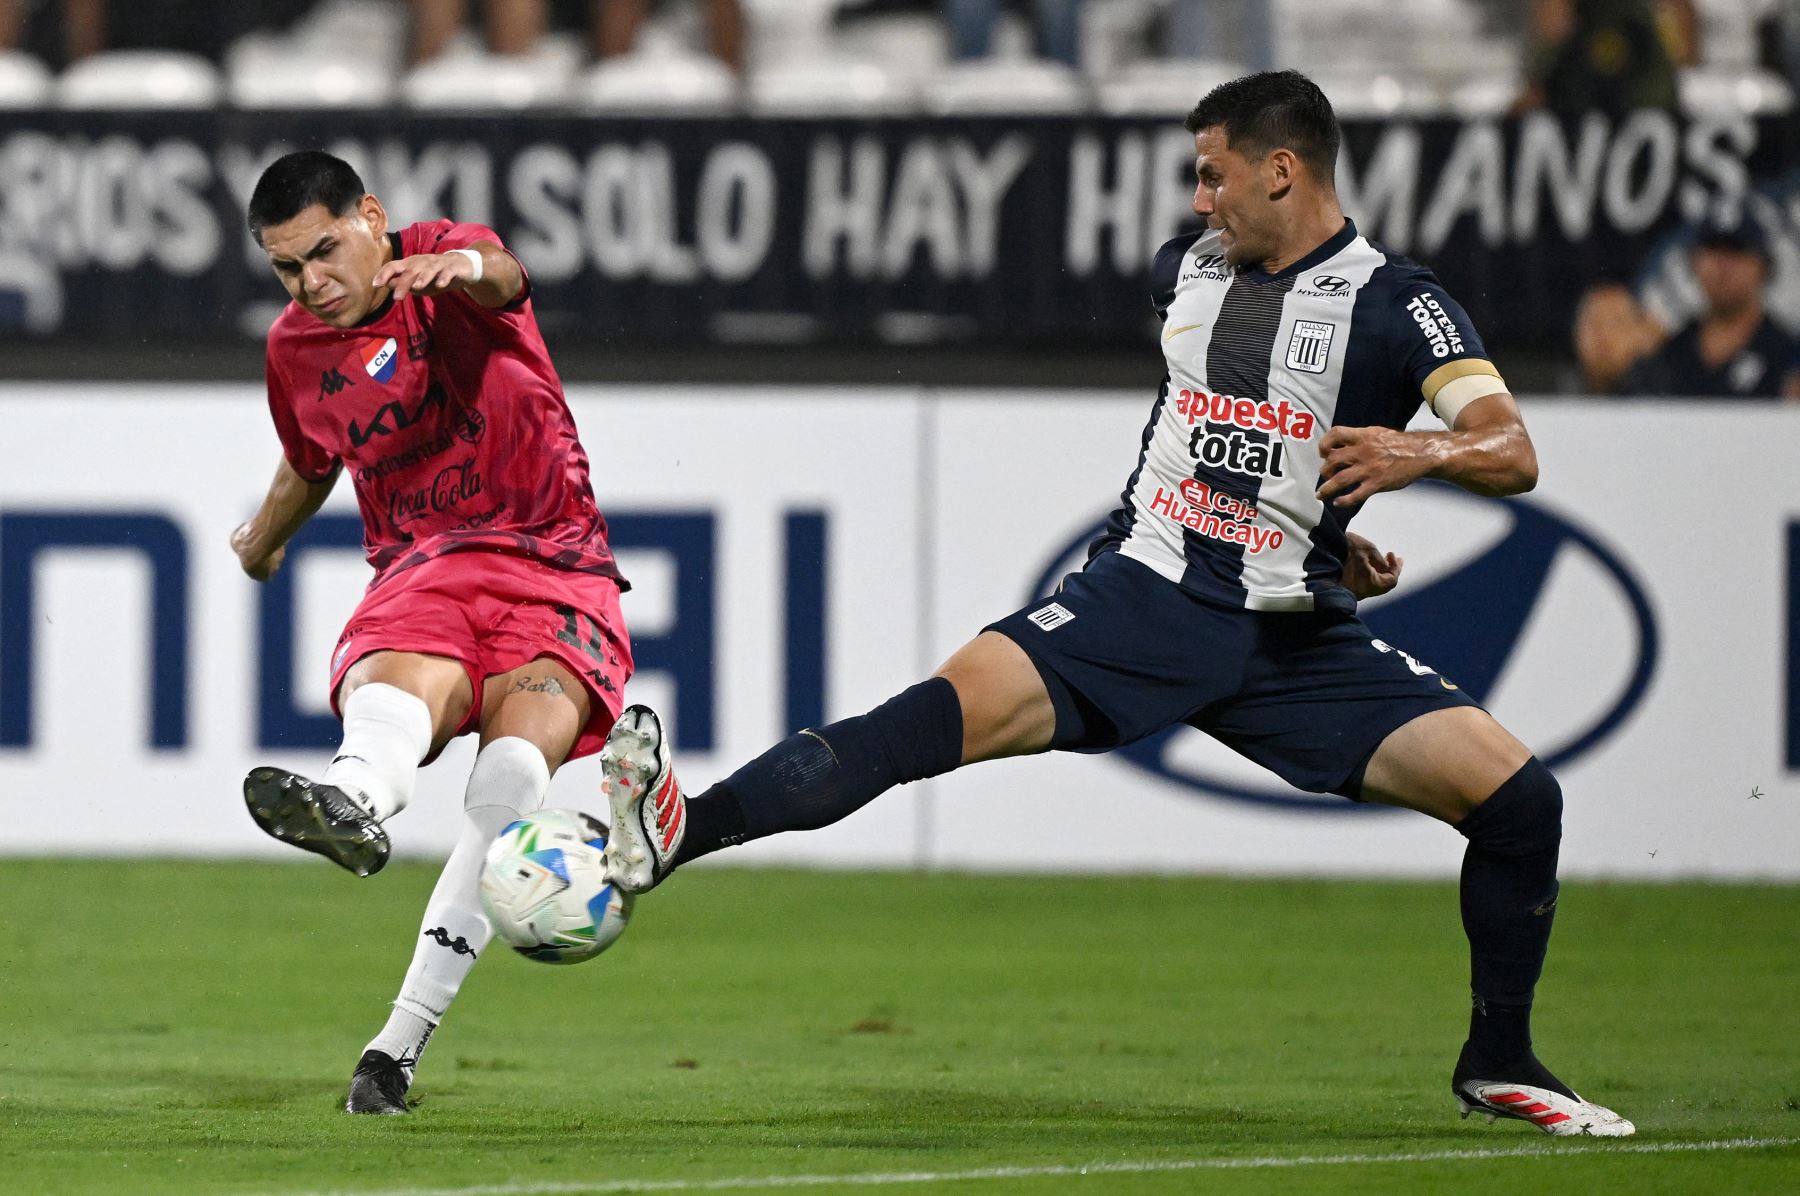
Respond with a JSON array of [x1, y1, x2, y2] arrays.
[[1030, 484, 1659, 812], [1406, 293, 1465, 359]]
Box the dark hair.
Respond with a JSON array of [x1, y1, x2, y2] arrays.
[[1184, 70, 1340, 186], [247, 151, 366, 244]]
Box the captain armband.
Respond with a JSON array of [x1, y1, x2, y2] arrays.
[[1421, 359, 1509, 427]]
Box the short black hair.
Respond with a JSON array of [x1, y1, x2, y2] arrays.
[[1184, 70, 1340, 186], [247, 151, 366, 245]]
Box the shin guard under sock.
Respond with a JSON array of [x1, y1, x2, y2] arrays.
[[1455, 756, 1564, 1077]]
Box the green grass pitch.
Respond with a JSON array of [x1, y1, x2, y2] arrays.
[[1, 862, 1794, 1195]]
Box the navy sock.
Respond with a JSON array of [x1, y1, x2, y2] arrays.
[[669, 677, 964, 870], [1455, 756, 1563, 1074]]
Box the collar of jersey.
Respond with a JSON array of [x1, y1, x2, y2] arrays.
[[1236, 218, 1357, 286], [343, 232, 407, 329]]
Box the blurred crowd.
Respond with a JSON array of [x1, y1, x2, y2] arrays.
[[0, 0, 1796, 397], [0, 0, 1797, 112], [1576, 217, 1800, 400]]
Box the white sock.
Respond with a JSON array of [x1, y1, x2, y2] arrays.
[[366, 737, 551, 1076], [324, 683, 434, 821]]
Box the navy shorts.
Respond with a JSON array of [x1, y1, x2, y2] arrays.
[[985, 551, 1479, 798]]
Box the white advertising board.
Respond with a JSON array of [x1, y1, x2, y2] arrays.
[[1, 387, 1795, 880]]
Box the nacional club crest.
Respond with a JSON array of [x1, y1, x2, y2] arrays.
[[361, 337, 400, 384]]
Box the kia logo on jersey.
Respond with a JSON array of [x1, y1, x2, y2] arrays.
[[1027, 483, 1659, 812], [361, 337, 399, 384]]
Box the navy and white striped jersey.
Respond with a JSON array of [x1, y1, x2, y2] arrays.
[[1091, 218, 1497, 613]]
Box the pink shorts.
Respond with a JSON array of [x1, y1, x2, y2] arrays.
[[329, 551, 632, 762]]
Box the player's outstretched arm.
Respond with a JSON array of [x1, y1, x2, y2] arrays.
[[373, 241, 523, 309], [1315, 393, 1538, 508], [231, 457, 340, 581]]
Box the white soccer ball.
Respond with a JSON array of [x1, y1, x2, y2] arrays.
[[479, 808, 634, 965]]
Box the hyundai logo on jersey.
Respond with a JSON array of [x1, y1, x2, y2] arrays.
[[1028, 483, 1659, 812], [362, 337, 399, 384]]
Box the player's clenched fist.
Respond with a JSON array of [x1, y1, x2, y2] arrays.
[[231, 521, 285, 581], [1315, 424, 1433, 508]]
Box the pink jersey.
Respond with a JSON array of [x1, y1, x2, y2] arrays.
[[265, 220, 623, 590]]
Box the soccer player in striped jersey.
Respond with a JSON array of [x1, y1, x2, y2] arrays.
[[597, 71, 1632, 1136]]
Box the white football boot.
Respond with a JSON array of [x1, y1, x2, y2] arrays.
[[599, 704, 686, 893], [1456, 1079, 1636, 1137]]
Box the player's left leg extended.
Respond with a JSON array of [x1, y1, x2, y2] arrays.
[[1361, 707, 1634, 1136], [603, 629, 1053, 892], [351, 656, 593, 1114]]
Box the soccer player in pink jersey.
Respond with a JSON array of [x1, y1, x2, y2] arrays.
[[232, 151, 631, 1115]]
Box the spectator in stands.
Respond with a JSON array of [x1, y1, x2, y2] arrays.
[[411, 0, 742, 73], [1517, 0, 1696, 116], [2, 0, 305, 66], [411, 0, 548, 61], [1164, 1, 1274, 71], [945, 0, 1080, 67], [597, 0, 742, 73], [1624, 215, 1800, 400], [1573, 281, 1665, 395]]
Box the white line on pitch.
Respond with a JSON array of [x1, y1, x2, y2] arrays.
[[265, 1136, 1799, 1196]]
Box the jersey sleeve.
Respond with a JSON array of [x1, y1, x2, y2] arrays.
[[1382, 269, 1501, 422], [265, 337, 338, 482], [1148, 232, 1204, 320], [415, 219, 532, 310]]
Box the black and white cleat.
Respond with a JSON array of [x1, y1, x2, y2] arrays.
[[345, 1049, 413, 1115], [244, 766, 390, 877]]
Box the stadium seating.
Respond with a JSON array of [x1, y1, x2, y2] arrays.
[[0, 51, 51, 108], [56, 51, 222, 109], [0, 0, 1788, 116]]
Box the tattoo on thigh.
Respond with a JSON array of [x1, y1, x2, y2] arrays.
[[510, 675, 566, 696]]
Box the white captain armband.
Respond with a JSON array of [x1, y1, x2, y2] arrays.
[[1421, 359, 1508, 427], [451, 247, 484, 284]]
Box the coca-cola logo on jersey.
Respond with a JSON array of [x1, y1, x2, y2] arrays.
[[387, 458, 484, 527]]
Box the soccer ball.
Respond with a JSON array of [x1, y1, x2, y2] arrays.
[[478, 809, 634, 965]]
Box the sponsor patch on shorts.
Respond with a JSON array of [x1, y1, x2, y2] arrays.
[[1027, 602, 1076, 631]]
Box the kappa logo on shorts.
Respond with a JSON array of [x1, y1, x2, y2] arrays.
[[1027, 602, 1076, 631], [1286, 321, 1335, 374]]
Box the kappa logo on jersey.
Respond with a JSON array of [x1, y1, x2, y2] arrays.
[[361, 337, 400, 384], [1285, 321, 1335, 374], [1173, 388, 1318, 440], [1406, 293, 1466, 360], [317, 367, 352, 401]]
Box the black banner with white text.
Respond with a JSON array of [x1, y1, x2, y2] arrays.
[[0, 109, 1792, 354]]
